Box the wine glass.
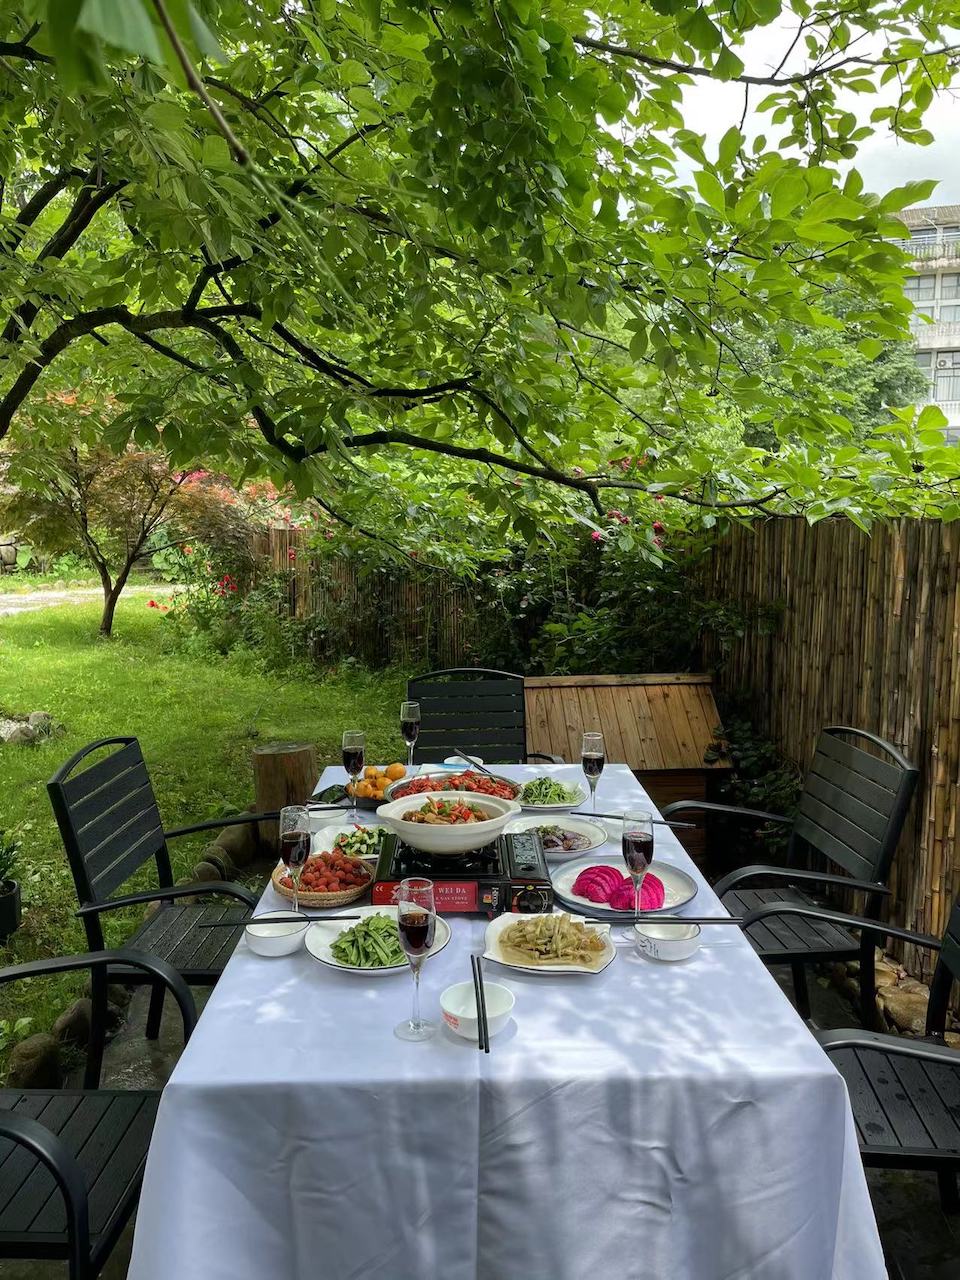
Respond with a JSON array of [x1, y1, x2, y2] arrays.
[[621, 810, 654, 942], [279, 805, 311, 915], [400, 701, 421, 769], [581, 732, 605, 812], [342, 730, 365, 822], [394, 877, 438, 1042]]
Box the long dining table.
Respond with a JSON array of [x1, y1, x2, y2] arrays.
[[127, 763, 886, 1280]]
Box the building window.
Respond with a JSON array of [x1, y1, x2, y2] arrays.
[[939, 304, 960, 323], [942, 226, 960, 243], [910, 227, 937, 243], [905, 274, 937, 300], [942, 274, 960, 300], [934, 351, 960, 403]]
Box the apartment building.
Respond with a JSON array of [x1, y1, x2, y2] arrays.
[[899, 204, 960, 442]]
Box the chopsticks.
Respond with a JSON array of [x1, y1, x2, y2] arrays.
[[453, 749, 492, 775], [199, 914, 362, 928], [470, 954, 490, 1054], [571, 811, 696, 829]]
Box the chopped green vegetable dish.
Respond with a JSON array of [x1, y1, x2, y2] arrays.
[[331, 914, 406, 968], [520, 777, 581, 806]]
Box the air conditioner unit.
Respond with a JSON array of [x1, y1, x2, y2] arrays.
[[938, 358, 950, 367]]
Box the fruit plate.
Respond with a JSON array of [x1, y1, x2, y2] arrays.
[[504, 815, 608, 860], [314, 824, 385, 865], [483, 911, 616, 975], [271, 855, 372, 908], [550, 856, 698, 915], [305, 905, 452, 975]]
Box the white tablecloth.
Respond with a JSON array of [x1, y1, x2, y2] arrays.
[[129, 765, 884, 1280]]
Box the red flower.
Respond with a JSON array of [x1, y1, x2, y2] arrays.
[[653, 521, 664, 534], [183, 545, 194, 555], [229, 583, 237, 591], [591, 530, 603, 543], [654, 493, 664, 502], [288, 548, 297, 562], [147, 600, 157, 608]]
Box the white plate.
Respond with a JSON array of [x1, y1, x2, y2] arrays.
[[312, 824, 384, 861], [304, 905, 452, 975], [518, 780, 588, 812], [483, 911, 616, 975], [504, 814, 608, 859], [550, 856, 698, 914]]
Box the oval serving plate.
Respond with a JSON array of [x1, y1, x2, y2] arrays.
[[483, 911, 616, 976], [517, 779, 588, 813], [550, 856, 698, 915], [504, 814, 608, 860], [304, 904, 452, 976], [313, 823, 385, 864]]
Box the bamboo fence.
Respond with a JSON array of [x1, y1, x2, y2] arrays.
[[251, 527, 483, 667], [709, 517, 960, 975]]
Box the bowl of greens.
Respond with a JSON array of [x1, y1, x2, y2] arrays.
[[518, 776, 588, 811]]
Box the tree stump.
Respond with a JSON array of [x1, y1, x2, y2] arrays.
[[252, 742, 317, 855]]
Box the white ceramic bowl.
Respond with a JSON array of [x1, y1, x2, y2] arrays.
[[441, 980, 515, 1040], [376, 791, 522, 855], [244, 911, 310, 957], [443, 754, 484, 767], [634, 920, 701, 962]]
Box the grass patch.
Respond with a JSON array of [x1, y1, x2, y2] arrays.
[[0, 599, 403, 1062]]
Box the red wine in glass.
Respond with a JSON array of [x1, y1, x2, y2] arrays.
[[623, 831, 653, 875], [398, 910, 435, 957], [582, 752, 605, 780], [581, 732, 605, 811], [280, 829, 310, 870], [342, 747, 364, 777], [400, 700, 420, 768]]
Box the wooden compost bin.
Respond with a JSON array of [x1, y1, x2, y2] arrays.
[[523, 674, 730, 864]]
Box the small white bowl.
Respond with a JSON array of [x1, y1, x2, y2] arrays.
[[441, 981, 515, 1041], [244, 911, 310, 957], [634, 920, 701, 962], [376, 791, 521, 855], [443, 754, 484, 768]]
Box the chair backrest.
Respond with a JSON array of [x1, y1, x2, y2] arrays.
[[792, 726, 918, 886], [407, 668, 527, 764], [926, 895, 960, 1038], [47, 737, 171, 909]]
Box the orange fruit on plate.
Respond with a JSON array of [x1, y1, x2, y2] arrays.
[[385, 763, 406, 781], [363, 765, 379, 779]]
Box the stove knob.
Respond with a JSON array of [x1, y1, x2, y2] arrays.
[[515, 886, 548, 914]]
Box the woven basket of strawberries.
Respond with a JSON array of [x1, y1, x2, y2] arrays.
[[272, 850, 372, 907]]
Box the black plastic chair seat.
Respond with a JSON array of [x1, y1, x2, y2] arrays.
[[826, 1044, 960, 1166], [722, 885, 860, 963], [0, 1090, 159, 1266], [117, 902, 248, 982]]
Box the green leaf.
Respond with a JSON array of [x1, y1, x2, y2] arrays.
[[78, 0, 163, 62], [681, 7, 722, 54], [695, 170, 726, 212], [338, 59, 369, 86], [714, 45, 745, 82], [717, 126, 743, 169], [857, 338, 884, 359]]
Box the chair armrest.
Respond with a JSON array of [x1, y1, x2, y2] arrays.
[[164, 811, 278, 839], [660, 800, 791, 824], [714, 865, 891, 898], [0, 1110, 90, 1273], [76, 881, 256, 918], [817, 1028, 960, 1069], [0, 949, 196, 1043], [524, 752, 566, 764], [740, 902, 942, 952]]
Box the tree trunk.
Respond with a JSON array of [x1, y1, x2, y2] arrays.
[[99, 585, 122, 636], [252, 742, 318, 855]]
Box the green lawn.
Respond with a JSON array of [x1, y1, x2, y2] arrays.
[[0, 599, 402, 1059]]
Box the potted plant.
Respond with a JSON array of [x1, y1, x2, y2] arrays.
[[0, 831, 21, 942]]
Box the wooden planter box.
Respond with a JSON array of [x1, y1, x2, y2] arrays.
[[523, 674, 730, 867]]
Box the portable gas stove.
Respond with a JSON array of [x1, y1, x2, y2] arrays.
[[371, 830, 553, 916]]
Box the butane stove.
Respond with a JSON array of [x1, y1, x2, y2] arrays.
[[371, 830, 553, 917]]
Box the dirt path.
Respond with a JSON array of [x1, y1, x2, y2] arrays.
[[0, 584, 169, 618]]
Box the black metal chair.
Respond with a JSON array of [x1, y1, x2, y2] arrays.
[[407, 668, 563, 764], [740, 894, 960, 1214], [47, 737, 274, 1044], [0, 949, 196, 1278], [663, 726, 918, 1020]]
